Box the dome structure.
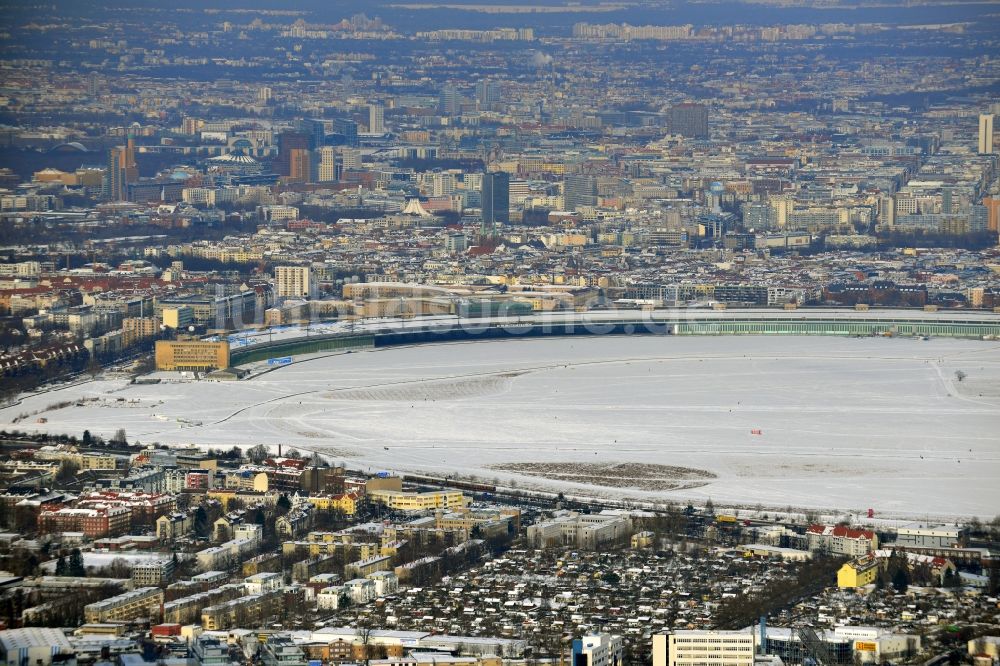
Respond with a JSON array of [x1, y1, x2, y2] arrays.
[[48, 141, 89, 153], [208, 151, 259, 165], [206, 151, 263, 175]]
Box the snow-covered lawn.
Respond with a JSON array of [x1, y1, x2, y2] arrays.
[[3, 335, 998, 518]]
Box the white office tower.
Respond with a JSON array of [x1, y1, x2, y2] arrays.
[[368, 102, 384, 134], [979, 114, 994, 154]]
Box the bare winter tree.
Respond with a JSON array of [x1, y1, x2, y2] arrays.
[[246, 444, 269, 463], [355, 611, 376, 666]]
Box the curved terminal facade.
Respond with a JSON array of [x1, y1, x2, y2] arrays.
[[230, 309, 1000, 365]]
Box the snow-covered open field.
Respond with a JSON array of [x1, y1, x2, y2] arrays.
[[3, 336, 999, 518]]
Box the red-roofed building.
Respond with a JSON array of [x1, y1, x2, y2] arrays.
[[807, 523, 879, 556], [76, 490, 176, 526], [874, 548, 957, 585], [265, 457, 307, 471], [38, 505, 131, 538]]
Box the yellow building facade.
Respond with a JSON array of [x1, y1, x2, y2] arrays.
[[306, 493, 358, 516], [367, 489, 468, 512], [838, 556, 880, 588], [154, 340, 230, 371]]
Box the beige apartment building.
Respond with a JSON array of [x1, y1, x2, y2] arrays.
[[122, 317, 160, 347], [275, 265, 313, 299], [201, 590, 282, 631], [34, 445, 117, 471], [84, 587, 164, 623], [163, 584, 243, 625], [806, 524, 878, 556]]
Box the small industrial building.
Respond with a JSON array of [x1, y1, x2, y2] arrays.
[[892, 524, 963, 548], [0, 628, 73, 666]]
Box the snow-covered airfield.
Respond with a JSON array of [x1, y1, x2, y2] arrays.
[[3, 335, 999, 518]]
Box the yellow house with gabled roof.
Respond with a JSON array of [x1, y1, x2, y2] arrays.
[[838, 555, 880, 588]]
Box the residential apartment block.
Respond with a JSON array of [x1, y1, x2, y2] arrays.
[[84, 587, 164, 623], [806, 524, 878, 556]]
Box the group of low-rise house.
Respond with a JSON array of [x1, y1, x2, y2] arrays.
[[0, 436, 996, 666]]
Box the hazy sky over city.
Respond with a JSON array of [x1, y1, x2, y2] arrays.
[[12, 0, 1000, 30]]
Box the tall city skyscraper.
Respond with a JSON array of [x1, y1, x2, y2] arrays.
[[276, 131, 310, 177], [317, 146, 339, 183], [288, 148, 313, 184], [182, 117, 202, 135], [275, 266, 313, 299], [669, 103, 709, 139], [124, 137, 138, 183], [769, 195, 794, 229], [877, 196, 895, 228], [476, 79, 502, 110], [105, 137, 137, 201], [980, 196, 1000, 233], [979, 113, 994, 154], [429, 172, 456, 197], [742, 202, 773, 230], [368, 102, 384, 134], [941, 187, 954, 215], [300, 118, 326, 150], [106, 146, 125, 201], [87, 71, 100, 97], [439, 85, 461, 115], [564, 174, 597, 212], [481, 171, 510, 229], [332, 118, 358, 147], [573, 635, 623, 666]]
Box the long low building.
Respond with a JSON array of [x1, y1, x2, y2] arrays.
[[162, 583, 244, 625], [761, 627, 921, 665], [201, 589, 284, 631], [742, 545, 812, 562], [229, 308, 1000, 365], [83, 586, 164, 623], [310, 628, 526, 658], [195, 529, 260, 570], [891, 524, 963, 548], [367, 489, 468, 513], [654, 627, 919, 666], [345, 555, 394, 578]]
